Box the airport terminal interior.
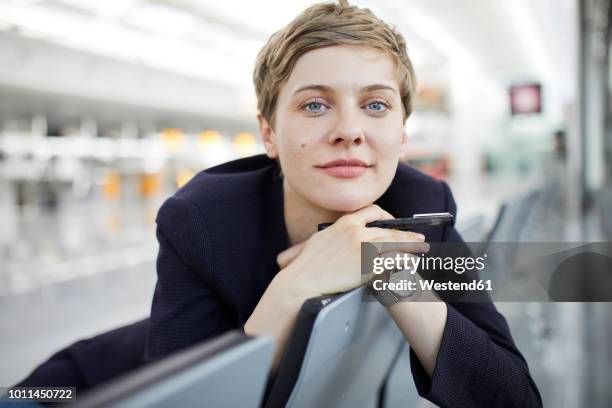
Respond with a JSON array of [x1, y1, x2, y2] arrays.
[[0, 0, 611, 407]]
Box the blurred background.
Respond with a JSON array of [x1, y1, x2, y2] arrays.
[[0, 0, 610, 406]]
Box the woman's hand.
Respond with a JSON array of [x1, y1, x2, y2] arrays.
[[245, 204, 429, 370], [276, 204, 430, 300]]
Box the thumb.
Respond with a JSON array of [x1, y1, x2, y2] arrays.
[[277, 242, 306, 269]]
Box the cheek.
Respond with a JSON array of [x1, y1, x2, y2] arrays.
[[367, 127, 404, 153], [280, 136, 309, 157], [278, 119, 326, 156], [363, 114, 404, 143], [274, 128, 312, 172]]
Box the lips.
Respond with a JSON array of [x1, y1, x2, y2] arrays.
[[316, 158, 372, 179], [318, 159, 370, 168]]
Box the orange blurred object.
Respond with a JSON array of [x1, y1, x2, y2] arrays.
[[233, 132, 257, 156], [102, 171, 121, 200], [198, 130, 222, 147], [176, 169, 195, 188], [161, 128, 184, 152], [140, 173, 161, 197]]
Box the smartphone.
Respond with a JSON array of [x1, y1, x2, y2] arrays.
[[317, 212, 454, 232]]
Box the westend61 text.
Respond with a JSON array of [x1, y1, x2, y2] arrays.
[[373, 278, 493, 292]]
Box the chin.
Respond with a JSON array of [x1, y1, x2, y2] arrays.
[[313, 191, 377, 213]]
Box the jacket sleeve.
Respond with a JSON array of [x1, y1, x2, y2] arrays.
[[145, 196, 231, 362], [408, 181, 543, 408]]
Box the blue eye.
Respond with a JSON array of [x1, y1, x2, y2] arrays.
[[304, 102, 327, 113], [367, 101, 387, 112]]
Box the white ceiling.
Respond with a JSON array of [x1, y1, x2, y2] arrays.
[[0, 0, 577, 122], [0, 0, 576, 78]]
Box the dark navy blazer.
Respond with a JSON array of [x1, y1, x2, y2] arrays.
[[16, 154, 542, 407], [146, 154, 542, 407]]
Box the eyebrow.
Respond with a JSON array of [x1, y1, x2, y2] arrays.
[[292, 84, 398, 96]]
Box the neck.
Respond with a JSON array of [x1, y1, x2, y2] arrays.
[[283, 178, 343, 246]]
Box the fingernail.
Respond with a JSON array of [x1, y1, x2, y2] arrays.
[[416, 233, 425, 241]]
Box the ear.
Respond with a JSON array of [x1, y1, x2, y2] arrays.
[[257, 113, 278, 159]]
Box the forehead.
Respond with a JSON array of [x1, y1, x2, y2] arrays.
[[283, 45, 399, 95]]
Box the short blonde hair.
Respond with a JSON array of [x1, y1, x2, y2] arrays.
[[253, 0, 417, 127]]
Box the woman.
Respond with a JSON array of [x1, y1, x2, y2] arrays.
[[146, 1, 542, 407]]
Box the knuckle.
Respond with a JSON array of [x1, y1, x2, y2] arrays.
[[405, 231, 425, 241], [346, 222, 362, 234], [337, 214, 355, 228]]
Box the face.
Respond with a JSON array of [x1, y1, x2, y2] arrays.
[[259, 45, 408, 213]]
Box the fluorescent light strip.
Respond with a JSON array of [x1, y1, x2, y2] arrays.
[[0, 3, 258, 87], [373, 0, 483, 71]]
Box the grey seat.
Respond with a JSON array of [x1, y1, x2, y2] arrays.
[[264, 286, 403, 408], [75, 330, 274, 408]]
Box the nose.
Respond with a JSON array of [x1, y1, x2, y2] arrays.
[[328, 107, 365, 147]]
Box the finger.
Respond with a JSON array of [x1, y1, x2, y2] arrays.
[[277, 242, 306, 269], [341, 204, 394, 226], [365, 227, 426, 243], [387, 229, 429, 247], [363, 228, 429, 253], [368, 241, 384, 253], [369, 239, 430, 255]]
